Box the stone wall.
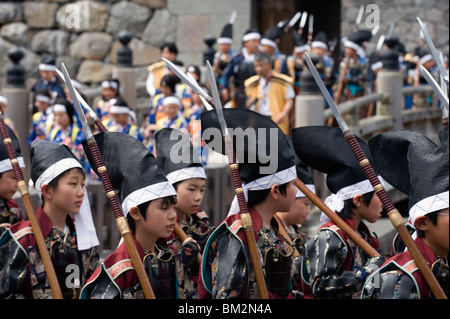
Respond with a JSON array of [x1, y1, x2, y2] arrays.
[[0, 0, 447, 91], [341, 0, 449, 53], [0, 0, 176, 89]]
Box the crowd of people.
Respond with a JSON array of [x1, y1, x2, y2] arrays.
[[0, 11, 447, 302]]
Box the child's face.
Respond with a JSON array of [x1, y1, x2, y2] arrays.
[[40, 70, 55, 82], [0, 170, 18, 200], [164, 103, 179, 119], [175, 178, 205, 215], [284, 197, 312, 225], [102, 87, 117, 101], [54, 111, 71, 128], [423, 208, 449, 255], [357, 192, 383, 224], [142, 198, 177, 239], [35, 100, 50, 112], [111, 113, 129, 126], [275, 180, 298, 213], [47, 169, 85, 215]]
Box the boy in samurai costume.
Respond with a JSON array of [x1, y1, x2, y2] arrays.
[[198, 108, 298, 299], [292, 126, 385, 299], [80, 132, 186, 299], [0, 140, 99, 299], [0, 125, 25, 236], [363, 126, 449, 299], [155, 128, 214, 299]]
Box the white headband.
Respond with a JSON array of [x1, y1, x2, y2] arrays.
[[243, 32, 261, 42], [121, 181, 177, 215], [311, 41, 328, 50], [163, 96, 181, 107], [228, 165, 297, 216], [320, 176, 386, 222], [166, 166, 207, 185], [419, 54, 433, 65], [344, 40, 361, 51], [109, 105, 130, 114], [409, 190, 449, 226], [0, 95, 8, 105], [217, 37, 233, 44], [261, 38, 277, 49], [0, 157, 25, 174], [296, 184, 315, 198], [295, 44, 309, 54], [39, 63, 56, 72], [53, 104, 67, 113], [102, 81, 119, 90], [35, 95, 51, 103]]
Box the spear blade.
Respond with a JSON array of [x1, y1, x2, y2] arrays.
[[419, 65, 449, 113], [417, 17, 449, 82], [60, 63, 93, 138], [162, 58, 211, 101], [205, 61, 228, 135], [303, 53, 349, 131]]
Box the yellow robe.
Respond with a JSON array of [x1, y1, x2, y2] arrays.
[[244, 71, 294, 135]]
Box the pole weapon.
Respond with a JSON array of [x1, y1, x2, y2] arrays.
[[54, 69, 108, 132], [60, 63, 156, 299], [0, 111, 63, 299], [417, 17, 449, 83], [304, 52, 447, 299], [205, 60, 270, 299]]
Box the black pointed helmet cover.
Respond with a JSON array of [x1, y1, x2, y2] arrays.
[[369, 127, 449, 224], [292, 126, 381, 213], [154, 128, 206, 185], [83, 132, 176, 214], [30, 139, 82, 193]]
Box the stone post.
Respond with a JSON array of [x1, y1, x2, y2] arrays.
[[295, 53, 325, 127], [376, 38, 403, 130], [3, 47, 31, 183], [203, 37, 216, 66], [113, 31, 136, 112]]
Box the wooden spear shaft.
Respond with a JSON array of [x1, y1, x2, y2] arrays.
[[0, 114, 63, 299]]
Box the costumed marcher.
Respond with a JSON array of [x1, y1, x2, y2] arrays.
[[45, 99, 91, 176], [220, 28, 261, 108], [213, 11, 236, 88], [146, 42, 179, 99], [198, 108, 298, 299], [144, 74, 179, 154], [102, 97, 143, 142], [27, 89, 52, 145], [336, 30, 372, 103], [94, 79, 121, 122], [311, 31, 335, 97], [292, 126, 385, 299], [31, 56, 65, 103], [80, 131, 186, 299], [286, 30, 308, 94], [260, 21, 289, 75], [0, 95, 18, 136], [244, 52, 295, 135], [0, 125, 25, 237], [362, 126, 449, 299], [156, 96, 189, 136], [0, 140, 99, 299], [276, 138, 316, 299], [155, 128, 214, 299]]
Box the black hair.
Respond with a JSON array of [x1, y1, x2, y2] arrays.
[[160, 74, 178, 93], [126, 195, 177, 234], [54, 98, 75, 125], [161, 42, 178, 55], [338, 191, 375, 219], [247, 182, 288, 208], [416, 211, 439, 238], [42, 167, 86, 203]]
